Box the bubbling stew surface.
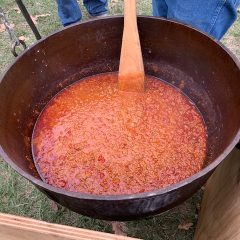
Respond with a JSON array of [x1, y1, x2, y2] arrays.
[[32, 73, 207, 195]]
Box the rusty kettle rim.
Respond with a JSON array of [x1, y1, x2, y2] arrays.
[[1, 16, 240, 201]]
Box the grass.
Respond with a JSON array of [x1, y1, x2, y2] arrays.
[[0, 1, 239, 239]]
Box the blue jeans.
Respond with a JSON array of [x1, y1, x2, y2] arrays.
[[57, 0, 108, 26], [152, 0, 240, 40]]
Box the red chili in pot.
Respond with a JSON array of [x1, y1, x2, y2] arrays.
[[32, 73, 207, 195]]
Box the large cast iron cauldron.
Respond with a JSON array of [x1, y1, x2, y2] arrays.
[[0, 17, 240, 221]]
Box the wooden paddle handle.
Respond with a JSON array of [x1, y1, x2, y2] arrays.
[[118, 0, 145, 92]]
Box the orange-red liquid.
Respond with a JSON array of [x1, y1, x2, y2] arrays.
[[32, 73, 207, 195]]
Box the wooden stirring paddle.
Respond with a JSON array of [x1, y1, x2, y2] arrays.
[[118, 0, 145, 92]]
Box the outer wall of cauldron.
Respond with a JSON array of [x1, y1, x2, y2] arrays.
[[36, 170, 213, 221], [0, 17, 239, 221]]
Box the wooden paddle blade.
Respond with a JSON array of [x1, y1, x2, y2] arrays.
[[118, 0, 145, 92]]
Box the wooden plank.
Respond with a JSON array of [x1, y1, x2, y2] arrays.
[[194, 148, 240, 240], [0, 213, 140, 240]]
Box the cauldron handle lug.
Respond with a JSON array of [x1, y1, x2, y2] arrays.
[[11, 40, 27, 57]]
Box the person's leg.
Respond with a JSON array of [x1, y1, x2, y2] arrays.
[[57, 0, 82, 26], [83, 0, 108, 17], [209, 0, 240, 40], [156, 0, 240, 40], [152, 0, 168, 18]]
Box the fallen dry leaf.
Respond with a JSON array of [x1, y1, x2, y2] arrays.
[[31, 14, 51, 25], [49, 200, 59, 212], [178, 221, 193, 231], [0, 24, 5, 33], [196, 203, 201, 211], [30, 15, 37, 25], [19, 35, 29, 41], [111, 222, 128, 236], [13, 7, 21, 13], [0, 23, 15, 33]]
